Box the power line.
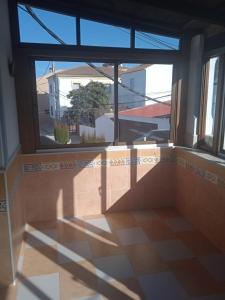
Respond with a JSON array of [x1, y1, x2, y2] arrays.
[[21, 5, 171, 107], [139, 32, 176, 50], [37, 86, 171, 107], [117, 27, 161, 49], [24, 5, 65, 44], [117, 27, 176, 50]]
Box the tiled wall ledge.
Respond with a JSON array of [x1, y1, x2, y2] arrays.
[[22, 146, 225, 190], [22, 147, 175, 172], [175, 147, 225, 252], [23, 156, 175, 172], [175, 147, 225, 187], [35, 143, 174, 154]]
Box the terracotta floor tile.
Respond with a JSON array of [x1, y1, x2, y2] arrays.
[[59, 260, 98, 299], [14, 209, 225, 300], [105, 213, 136, 230], [26, 220, 58, 232], [99, 278, 145, 300], [153, 207, 180, 219], [124, 244, 169, 275], [176, 231, 221, 256], [93, 254, 134, 281], [141, 218, 176, 241], [57, 221, 87, 242], [131, 209, 159, 223], [169, 259, 225, 297], [88, 238, 124, 258], [17, 273, 60, 300], [22, 246, 59, 277]]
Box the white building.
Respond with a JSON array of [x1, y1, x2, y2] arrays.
[[48, 63, 173, 119], [48, 65, 115, 119], [119, 64, 173, 108]]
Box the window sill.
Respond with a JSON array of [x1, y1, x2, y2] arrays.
[[35, 142, 174, 155]]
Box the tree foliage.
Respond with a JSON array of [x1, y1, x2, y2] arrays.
[[67, 81, 110, 123]]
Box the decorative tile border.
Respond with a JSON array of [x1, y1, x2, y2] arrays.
[[176, 156, 224, 187], [22, 154, 225, 189], [0, 200, 7, 212], [23, 155, 175, 173]]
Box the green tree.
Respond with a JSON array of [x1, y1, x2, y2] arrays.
[[66, 81, 110, 133]]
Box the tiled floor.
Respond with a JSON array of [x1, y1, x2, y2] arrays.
[[1, 208, 225, 300]]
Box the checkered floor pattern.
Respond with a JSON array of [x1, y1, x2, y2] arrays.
[[1, 208, 225, 300]]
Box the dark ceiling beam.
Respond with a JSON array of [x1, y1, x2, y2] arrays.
[[205, 31, 225, 51], [130, 0, 225, 26]]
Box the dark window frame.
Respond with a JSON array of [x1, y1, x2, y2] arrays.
[[31, 58, 176, 150], [199, 53, 225, 156], [9, 0, 183, 153], [16, 2, 181, 51]]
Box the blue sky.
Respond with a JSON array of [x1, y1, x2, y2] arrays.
[[18, 4, 179, 77]]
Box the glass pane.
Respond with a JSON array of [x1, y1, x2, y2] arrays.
[[204, 57, 219, 147], [118, 64, 172, 143], [135, 31, 180, 50], [18, 4, 76, 44], [35, 61, 114, 146], [223, 128, 225, 150], [80, 19, 130, 48]]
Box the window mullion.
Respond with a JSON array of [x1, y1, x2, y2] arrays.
[[76, 16, 81, 46], [114, 63, 119, 144], [212, 55, 225, 154]]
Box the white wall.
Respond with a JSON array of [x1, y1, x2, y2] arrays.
[[0, 0, 20, 167], [80, 125, 95, 137], [145, 64, 173, 105], [119, 70, 146, 108], [95, 114, 114, 142]]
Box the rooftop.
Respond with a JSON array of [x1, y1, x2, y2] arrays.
[[53, 65, 128, 78], [119, 101, 171, 118]]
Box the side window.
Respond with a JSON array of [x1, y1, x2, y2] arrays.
[[201, 57, 220, 148]]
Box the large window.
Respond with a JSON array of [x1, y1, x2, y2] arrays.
[[200, 55, 225, 156], [35, 61, 174, 147], [17, 4, 180, 51], [12, 2, 180, 152]]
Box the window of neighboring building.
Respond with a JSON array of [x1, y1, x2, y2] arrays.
[[130, 78, 135, 89], [72, 82, 80, 90], [50, 105, 54, 117], [49, 84, 54, 94]]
